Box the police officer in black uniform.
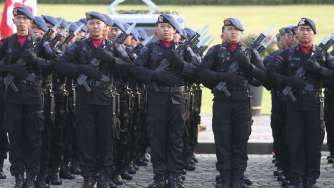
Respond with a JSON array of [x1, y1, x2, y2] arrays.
[[324, 46, 334, 164], [270, 18, 334, 188], [0, 37, 8, 179], [58, 11, 127, 188], [131, 14, 197, 188], [0, 6, 55, 188], [264, 26, 297, 185], [198, 18, 266, 188]]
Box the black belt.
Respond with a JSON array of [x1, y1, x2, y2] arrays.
[[151, 85, 185, 93], [18, 80, 39, 87], [87, 80, 112, 89], [299, 90, 320, 96]]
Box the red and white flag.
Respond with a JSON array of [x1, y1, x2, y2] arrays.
[[0, 0, 37, 39]]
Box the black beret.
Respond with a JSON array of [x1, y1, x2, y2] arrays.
[[297, 17, 316, 34], [13, 6, 33, 20], [85, 11, 108, 24], [223, 17, 244, 31], [42, 15, 58, 26], [32, 16, 49, 32], [157, 14, 185, 37]]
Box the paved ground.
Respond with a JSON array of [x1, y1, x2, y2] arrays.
[[1, 153, 334, 188]]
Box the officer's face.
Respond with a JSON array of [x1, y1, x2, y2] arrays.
[[223, 26, 242, 43], [31, 24, 45, 39], [296, 25, 314, 44], [109, 27, 121, 39], [87, 19, 107, 39], [174, 33, 182, 43], [284, 33, 297, 48], [156, 23, 176, 41], [124, 35, 133, 46], [13, 15, 31, 35]]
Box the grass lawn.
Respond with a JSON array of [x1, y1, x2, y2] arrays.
[[1, 4, 333, 114]]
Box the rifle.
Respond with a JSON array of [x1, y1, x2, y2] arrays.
[[214, 62, 239, 97], [50, 23, 71, 47], [112, 85, 121, 139], [63, 23, 85, 46], [115, 23, 136, 44], [3, 74, 18, 92], [38, 19, 63, 48], [76, 74, 91, 92]]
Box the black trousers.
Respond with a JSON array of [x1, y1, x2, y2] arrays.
[[212, 96, 251, 173], [49, 98, 67, 170], [0, 90, 8, 161], [40, 94, 53, 174], [62, 96, 78, 164], [325, 91, 334, 156], [270, 93, 289, 172], [6, 103, 43, 176], [286, 97, 322, 181], [147, 100, 186, 176], [76, 104, 114, 177]]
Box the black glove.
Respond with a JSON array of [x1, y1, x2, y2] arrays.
[[94, 47, 116, 63], [305, 58, 322, 73], [235, 49, 254, 72], [216, 72, 244, 85], [2, 64, 29, 80], [21, 50, 40, 63], [79, 64, 103, 81], [305, 58, 333, 78], [151, 62, 181, 85], [114, 43, 132, 62], [282, 76, 306, 89], [165, 50, 185, 72], [21, 50, 53, 67]]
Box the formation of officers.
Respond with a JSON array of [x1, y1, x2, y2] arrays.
[[0, 4, 334, 188]]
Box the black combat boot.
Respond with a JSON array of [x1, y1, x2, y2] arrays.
[[0, 160, 6, 179], [285, 177, 303, 188], [327, 155, 334, 163], [60, 162, 75, 179], [112, 174, 123, 185], [184, 158, 195, 171], [231, 170, 244, 188], [25, 173, 37, 188], [109, 179, 117, 188], [168, 174, 184, 188], [127, 161, 137, 174], [303, 178, 318, 188], [82, 176, 96, 188], [148, 174, 166, 188], [49, 168, 62, 185], [36, 173, 50, 188], [14, 174, 24, 188], [96, 174, 110, 188], [70, 160, 82, 175], [121, 171, 133, 180], [220, 170, 231, 188]]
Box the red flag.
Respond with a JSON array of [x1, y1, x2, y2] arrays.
[[0, 0, 37, 39]]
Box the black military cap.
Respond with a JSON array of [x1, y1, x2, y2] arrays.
[[13, 6, 33, 20], [223, 17, 244, 31], [42, 15, 58, 26], [157, 14, 184, 36], [279, 26, 295, 36], [297, 17, 316, 34], [85, 11, 108, 24], [111, 20, 126, 33], [103, 14, 114, 26], [33, 16, 49, 32]]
